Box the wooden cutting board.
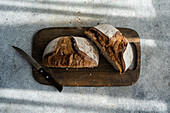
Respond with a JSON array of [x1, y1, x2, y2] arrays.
[[32, 27, 140, 86]]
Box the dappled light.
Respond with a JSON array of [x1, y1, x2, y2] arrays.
[[0, 88, 167, 112], [0, 0, 156, 26], [140, 39, 157, 47], [0, 0, 170, 112]]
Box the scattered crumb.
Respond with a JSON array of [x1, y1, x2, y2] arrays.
[[69, 21, 72, 24], [88, 19, 90, 21], [6, 18, 8, 20], [84, 1, 86, 3], [112, 105, 114, 107], [89, 73, 92, 75], [93, 79, 96, 81], [79, 18, 80, 20], [76, 68, 79, 70], [80, 92, 82, 94], [97, 22, 100, 25], [66, 68, 68, 70], [78, 11, 81, 13]]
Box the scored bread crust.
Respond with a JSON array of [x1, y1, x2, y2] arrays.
[[95, 24, 119, 38], [72, 36, 99, 65], [42, 36, 99, 68], [85, 24, 133, 73]]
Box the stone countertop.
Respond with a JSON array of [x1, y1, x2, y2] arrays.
[[0, 0, 169, 113]]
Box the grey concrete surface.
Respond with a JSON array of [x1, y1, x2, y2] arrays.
[[0, 0, 170, 113]]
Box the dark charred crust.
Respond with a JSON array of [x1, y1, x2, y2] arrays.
[[70, 36, 79, 52]]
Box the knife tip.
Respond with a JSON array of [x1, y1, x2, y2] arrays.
[[12, 46, 20, 51], [12, 46, 17, 49]]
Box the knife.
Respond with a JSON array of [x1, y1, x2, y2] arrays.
[[12, 46, 63, 92]]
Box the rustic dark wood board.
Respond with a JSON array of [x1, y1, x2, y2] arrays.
[[32, 27, 140, 86]]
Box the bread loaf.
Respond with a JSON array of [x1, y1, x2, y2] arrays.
[[42, 36, 99, 68], [84, 24, 133, 73]]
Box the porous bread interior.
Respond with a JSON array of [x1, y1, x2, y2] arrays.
[[85, 25, 133, 74], [84, 31, 121, 72]]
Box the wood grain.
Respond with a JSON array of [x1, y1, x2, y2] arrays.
[[32, 27, 140, 86]]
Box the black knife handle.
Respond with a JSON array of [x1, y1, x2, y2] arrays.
[[38, 68, 63, 92]]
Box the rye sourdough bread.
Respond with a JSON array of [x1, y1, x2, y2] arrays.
[[42, 36, 99, 68], [84, 24, 133, 73]]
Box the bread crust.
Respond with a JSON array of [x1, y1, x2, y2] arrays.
[[42, 36, 99, 68], [85, 24, 133, 73]]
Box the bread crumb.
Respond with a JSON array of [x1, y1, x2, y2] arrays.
[[88, 19, 90, 21], [6, 18, 8, 20], [112, 105, 114, 107], [76, 68, 78, 70], [69, 21, 72, 24], [97, 22, 100, 25], [89, 73, 92, 75], [66, 68, 68, 70], [80, 92, 82, 94], [93, 79, 95, 81], [84, 1, 86, 3], [78, 11, 81, 13]]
